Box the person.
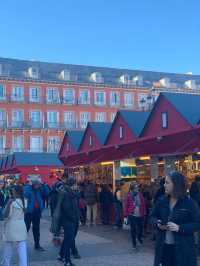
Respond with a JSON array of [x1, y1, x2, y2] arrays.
[[151, 171, 200, 266], [113, 186, 123, 228], [190, 175, 200, 206], [84, 180, 98, 226], [124, 181, 146, 250], [0, 179, 9, 220], [79, 185, 87, 225], [2, 185, 27, 266], [24, 179, 49, 251], [56, 176, 80, 266], [99, 184, 113, 225], [154, 178, 165, 203]]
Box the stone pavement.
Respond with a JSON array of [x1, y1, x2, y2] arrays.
[[0, 215, 155, 266]]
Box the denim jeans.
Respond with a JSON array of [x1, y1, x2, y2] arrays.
[[114, 202, 122, 227]]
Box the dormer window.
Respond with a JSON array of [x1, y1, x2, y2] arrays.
[[119, 125, 124, 139], [90, 72, 104, 83], [89, 136, 93, 147], [119, 74, 130, 85], [132, 75, 143, 86], [28, 67, 39, 79], [159, 77, 170, 87], [59, 69, 71, 81], [184, 80, 196, 90]]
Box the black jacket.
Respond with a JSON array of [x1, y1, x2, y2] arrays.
[[151, 196, 200, 266], [60, 186, 79, 226]]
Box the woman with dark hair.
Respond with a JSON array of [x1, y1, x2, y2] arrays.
[[124, 181, 146, 250], [2, 185, 27, 266], [151, 171, 200, 266]]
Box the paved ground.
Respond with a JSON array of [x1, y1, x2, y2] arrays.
[[0, 212, 155, 266]]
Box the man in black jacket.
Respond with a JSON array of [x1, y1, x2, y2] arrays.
[[58, 176, 80, 266]]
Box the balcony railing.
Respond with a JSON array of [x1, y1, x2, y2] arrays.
[[0, 120, 7, 128]]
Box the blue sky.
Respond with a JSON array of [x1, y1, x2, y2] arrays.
[[0, 0, 199, 74]]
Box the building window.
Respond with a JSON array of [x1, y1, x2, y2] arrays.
[[110, 112, 116, 122], [11, 86, 24, 102], [12, 110, 24, 128], [0, 84, 6, 100], [30, 136, 43, 152], [94, 91, 106, 106], [29, 87, 40, 103], [161, 112, 168, 128], [12, 136, 24, 152], [46, 88, 60, 104], [80, 112, 90, 129], [47, 137, 60, 153], [95, 112, 106, 122], [79, 90, 90, 104], [47, 111, 59, 128], [0, 109, 6, 128], [138, 93, 148, 109], [119, 125, 123, 139], [64, 111, 75, 129], [124, 92, 133, 107], [110, 91, 120, 106], [89, 136, 93, 147], [63, 89, 75, 104], [29, 111, 42, 128], [0, 136, 6, 154]]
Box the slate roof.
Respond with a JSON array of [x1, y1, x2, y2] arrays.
[[13, 152, 63, 167], [88, 122, 112, 145], [67, 130, 85, 151], [161, 92, 200, 125], [119, 110, 150, 136], [0, 57, 200, 87]]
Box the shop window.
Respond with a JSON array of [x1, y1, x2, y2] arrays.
[[161, 112, 168, 129], [119, 125, 123, 139]]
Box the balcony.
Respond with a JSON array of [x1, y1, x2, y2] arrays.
[[45, 122, 60, 129], [28, 120, 43, 129], [9, 121, 25, 129], [0, 96, 6, 102], [0, 120, 7, 128], [46, 98, 60, 104], [10, 95, 25, 103], [63, 121, 77, 129]]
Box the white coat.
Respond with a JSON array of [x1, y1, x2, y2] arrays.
[[3, 199, 27, 242]]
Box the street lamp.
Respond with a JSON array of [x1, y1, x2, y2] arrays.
[[139, 98, 146, 111]]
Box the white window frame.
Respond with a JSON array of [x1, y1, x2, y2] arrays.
[[124, 92, 134, 107], [110, 91, 120, 106], [12, 135, 24, 152], [63, 88, 75, 104], [119, 125, 123, 139], [94, 91, 106, 106], [11, 86, 24, 101], [0, 84, 6, 100], [161, 112, 168, 129], [110, 112, 116, 122], [89, 136, 93, 147], [64, 111, 75, 129], [80, 112, 90, 129], [47, 111, 59, 128], [0, 135, 6, 154], [29, 110, 42, 128], [30, 136, 43, 152], [29, 87, 40, 103], [0, 109, 6, 127], [46, 88, 60, 104], [79, 89, 90, 104], [95, 112, 106, 122], [12, 109, 24, 127], [47, 136, 60, 153]]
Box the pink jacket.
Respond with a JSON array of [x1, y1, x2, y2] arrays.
[[124, 192, 146, 217]]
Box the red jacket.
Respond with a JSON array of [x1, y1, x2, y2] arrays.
[[124, 192, 146, 217]]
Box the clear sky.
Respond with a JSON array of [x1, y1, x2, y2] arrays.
[[0, 0, 199, 74]]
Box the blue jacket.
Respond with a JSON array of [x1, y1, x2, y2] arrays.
[[24, 184, 50, 213]]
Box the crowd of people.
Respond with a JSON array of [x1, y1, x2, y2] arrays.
[[0, 171, 200, 266]]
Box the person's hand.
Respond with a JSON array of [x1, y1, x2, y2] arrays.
[[157, 220, 168, 231], [124, 217, 128, 225], [167, 222, 179, 232]]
